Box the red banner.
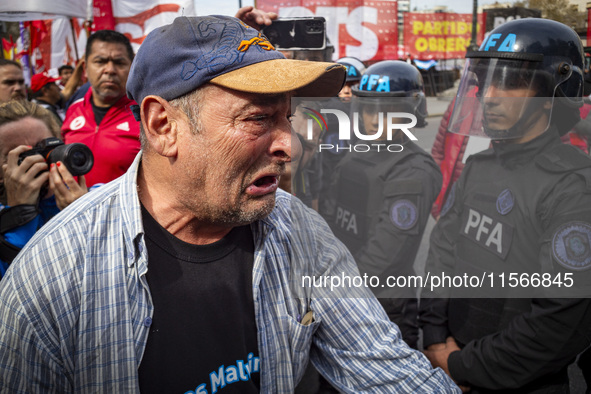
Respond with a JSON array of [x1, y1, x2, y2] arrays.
[[256, 0, 397, 62], [403, 13, 485, 60], [93, 0, 116, 31]]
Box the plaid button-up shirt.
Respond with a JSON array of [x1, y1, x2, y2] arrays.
[[0, 153, 458, 393]]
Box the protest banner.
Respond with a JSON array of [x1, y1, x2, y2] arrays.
[[403, 12, 485, 60]]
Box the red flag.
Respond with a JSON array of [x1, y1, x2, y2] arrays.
[[26, 20, 48, 54], [2, 36, 16, 60], [24, 20, 51, 74], [93, 0, 116, 31]]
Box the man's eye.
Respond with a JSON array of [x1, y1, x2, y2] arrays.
[[249, 115, 268, 122]]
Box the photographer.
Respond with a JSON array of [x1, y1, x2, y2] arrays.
[[0, 101, 87, 278]]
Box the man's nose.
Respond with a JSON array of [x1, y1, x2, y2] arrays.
[[12, 81, 25, 90], [271, 121, 293, 163], [483, 84, 501, 98], [104, 61, 117, 74]]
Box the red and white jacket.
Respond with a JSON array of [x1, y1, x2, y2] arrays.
[[62, 89, 140, 187]]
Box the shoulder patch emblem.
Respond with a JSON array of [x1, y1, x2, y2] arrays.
[[553, 222, 591, 271], [390, 199, 418, 230], [496, 188, 514, 215]]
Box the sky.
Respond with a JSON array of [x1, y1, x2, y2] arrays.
[[194, 0, 517, 18]]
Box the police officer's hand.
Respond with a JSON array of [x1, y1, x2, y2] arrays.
[[48, 161, 87, 211], [2, 145, 49, 206], [235, 6, 277, 30], [424, 337, 470, 391]]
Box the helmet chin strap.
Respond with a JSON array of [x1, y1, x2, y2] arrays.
[[482, 97, 550, 141]]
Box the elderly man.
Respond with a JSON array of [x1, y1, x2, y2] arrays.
[[0, 16, 459, 393], [0, 59, 26, 103]]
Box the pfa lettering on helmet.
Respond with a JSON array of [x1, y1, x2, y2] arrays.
[[347, 66, 358, 78], [337, 57, 366, 83], [359, 74, 391, 92], [481, 33, 517, 52]]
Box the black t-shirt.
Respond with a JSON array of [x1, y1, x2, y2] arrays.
[[90, 98, 110, 125], [138, 205, 259, 394]]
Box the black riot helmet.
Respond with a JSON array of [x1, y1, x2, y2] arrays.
[[352, 60, 428, 129], [449, 18, 584, 140], [337, 57, 366, 82]]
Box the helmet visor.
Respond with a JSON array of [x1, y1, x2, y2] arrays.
[[449, 57, 554, 140], [351, 94, 427, 135]]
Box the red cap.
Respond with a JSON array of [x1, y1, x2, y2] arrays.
[[30, 72, 60, 93]]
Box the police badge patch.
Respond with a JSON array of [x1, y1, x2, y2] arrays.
[[553, 222, 591, 271], [390, 199, 418, 230], [496, 188, 514, 215]]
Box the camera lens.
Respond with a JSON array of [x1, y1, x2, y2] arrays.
[[71, 151, 86, 167], [47, 143, 94, 176]]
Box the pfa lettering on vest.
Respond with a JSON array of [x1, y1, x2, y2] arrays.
[[461, 207, 513, 259], [336, 206, 358, 235]]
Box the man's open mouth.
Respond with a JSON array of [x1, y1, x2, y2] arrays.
[[253, 176, 277, 187]]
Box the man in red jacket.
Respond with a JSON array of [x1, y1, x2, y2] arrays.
[[61, 30, 139, 187]]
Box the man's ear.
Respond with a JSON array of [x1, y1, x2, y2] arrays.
[[141, 95, 181, 157]]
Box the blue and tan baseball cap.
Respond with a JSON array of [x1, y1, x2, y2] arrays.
[[127, 15, 346, 109]]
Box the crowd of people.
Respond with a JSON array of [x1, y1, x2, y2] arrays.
[[0, 7, 589, 394]]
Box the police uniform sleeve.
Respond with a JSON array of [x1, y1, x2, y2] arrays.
[[354, 162, 442, 283], [419, 178, 463, 349], [447, 297, 591, 388], [446, 167, 591, 389]]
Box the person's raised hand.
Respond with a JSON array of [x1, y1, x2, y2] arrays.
[[3, 145, 49, 206]]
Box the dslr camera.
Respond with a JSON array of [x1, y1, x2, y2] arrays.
[[18, 137, 94, 176]]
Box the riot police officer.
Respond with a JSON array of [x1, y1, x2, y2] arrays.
[[419, 18, 591, 392], [329, 60, 441, 349], [336, 56, 366, 101]]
